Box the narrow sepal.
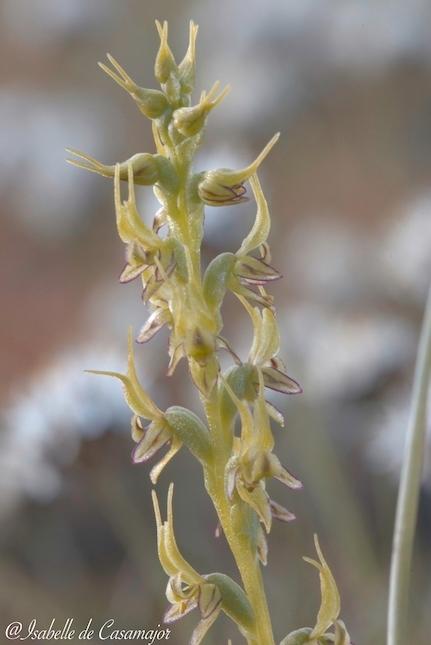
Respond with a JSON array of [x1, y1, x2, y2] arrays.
[[236, 480, 272, 533], [303, 535, 341, 640], [132, 420, 170, 463], [270, 499, 296, 523], [150, 437, 182, 484], [261, 366, 302, 395], [137, 308, 170, 343], [237, 173, 271, 256]]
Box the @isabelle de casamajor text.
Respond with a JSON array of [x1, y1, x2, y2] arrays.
[[5, 618, 172, 642]]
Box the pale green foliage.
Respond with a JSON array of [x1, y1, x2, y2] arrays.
[[69, 21, 351, 645]]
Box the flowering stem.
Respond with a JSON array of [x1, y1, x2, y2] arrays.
[[71, 22, 352, 643], [213, 490, 275, 645], [203, 392, 275, 645], [387, 284, 431, 645]]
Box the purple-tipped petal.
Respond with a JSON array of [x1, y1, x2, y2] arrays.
[[236, 256, 282, 284], [275, 465, 303, 490], [233, 282, 273, 308], [119, 262, 147, 283], [261, 366, 302, 395], [142, 272, 164, 302], [132, 422, 170, 463], [137, 308, 169, 343], [270, 499, 296, 523]]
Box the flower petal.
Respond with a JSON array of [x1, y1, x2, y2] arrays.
[[190, 609, 220, 645], [131, 415, 145, 443], [198, 583, 222, 619], [151, 489, 177, 578], [334, 620, 352, 645], [270, 499, 296, 523], [303, 535, 341, 640], [256, 526, 268, 566], [164, 484, 203, 585], [119, 262, 147, 283], [150, 437, 182, 484], [237, 173, 271, 256], [167, 343, 185, 376], [265, 400, 285, 427], [164, 597, 197, 624], [273, 458, 303, 490], [86, 329, 161, 420], [261, 366, 302, 395], [236, 256, 281, 285], [200, 134, 279, 198], [132, 420, 170, 463], [166, 573, 196, 603], [137, 308, 170, 343], [236, 480, 272, 533], [232, 281, 273, 307], [225, 456, 239, 500]]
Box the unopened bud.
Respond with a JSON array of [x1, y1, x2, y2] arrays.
[[165, 406, 212, 464], [173, 82, 230, 137], [154, 20, 177, 85], [204, 573, 255, 635], [99, 54, 168, 119], [197, 133, 279, 206], [66, 150, 159, 186], [203, 252, 236, 312], [178, 20, 199, 95], [279, 628, 313, 645]]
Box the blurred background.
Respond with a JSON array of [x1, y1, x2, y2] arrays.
[[1, 1, 431, 643]]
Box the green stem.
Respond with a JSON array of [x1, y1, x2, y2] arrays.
[[387, 284, 431, 645], [169, 126, 275, 645], [204, 392, 275, 645]]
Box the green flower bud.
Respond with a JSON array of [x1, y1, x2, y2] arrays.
[[197, 133, 279, 206], [303, 535, 341, 641], [279, 628, 313, 645], [173, 82, 230, 137], [178, 20, 199, 95], [204, 573, 255, 635], [154, 20, 177, 85], [203, 252, 236, 312], [66, 150, 160, 185], [219, 364, 259, 426], [98, 54, 169, 119], [165, 406, 212, 464]]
